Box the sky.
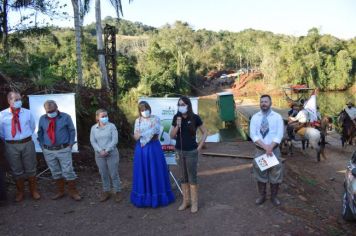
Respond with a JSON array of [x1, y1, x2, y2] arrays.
[[9, 0, 356, 39]]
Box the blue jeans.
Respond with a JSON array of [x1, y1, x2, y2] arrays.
[[43, 146, 77, 180], [95, 149, 121, 192]]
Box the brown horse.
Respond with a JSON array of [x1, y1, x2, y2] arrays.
[[338, 110, 356, 147]]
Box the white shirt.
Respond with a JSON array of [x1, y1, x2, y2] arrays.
[[250, 110, 284, 145], [290, 109, 309, 123], [345, 106, 356, 120], [0, 108, 36, 141]]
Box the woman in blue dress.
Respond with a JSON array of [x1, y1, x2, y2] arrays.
[[130, 101, 175, 208]]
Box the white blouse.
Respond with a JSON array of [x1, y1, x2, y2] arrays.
[[134, 115, 161, 146]]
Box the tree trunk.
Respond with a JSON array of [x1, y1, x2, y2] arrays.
[[71, 0, 83, 86], [95, 0, 109, 90], [1, 0, 9, 59]]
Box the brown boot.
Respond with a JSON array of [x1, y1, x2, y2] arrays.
[[178, 183, 190, 211], [99, 192, 110, 202], [28, 176, 41, 200], [190, 184, 198, 213], [255, 182, 266, 205], [51, 179, 65, 200], [271, 183, 281, 206], [67, 180, 81, 201], [15, 178, 25, 202], [115, 192, 123, 203]]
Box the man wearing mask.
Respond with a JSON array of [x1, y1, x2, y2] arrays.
[[344, 101, 356, 125], [37, 100, 81, 201], [0, 91, 40, 202], [249, 95, 284, 206]]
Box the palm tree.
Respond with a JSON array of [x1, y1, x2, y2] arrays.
[[71, 0, 90, 86]]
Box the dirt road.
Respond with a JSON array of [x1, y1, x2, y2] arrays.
[[0, 141, 355, 236]]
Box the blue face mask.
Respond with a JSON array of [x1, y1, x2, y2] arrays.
[[47, 112, 58, 118], [99, 117, 109, 124], [13, 100, 22, 109]]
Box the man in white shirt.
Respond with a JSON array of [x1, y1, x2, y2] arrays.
[[287, 105, 309, 140], [344, 101, 356, 125], [0, 92, 40, 202], [250, 94, 284, 206]]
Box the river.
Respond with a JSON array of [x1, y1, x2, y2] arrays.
[[120, 91, 355, 135]]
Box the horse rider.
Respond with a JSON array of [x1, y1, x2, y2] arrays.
[[343, 101, 356, 126], [288, 102, 299, 118], [287, 103, 309, 140]]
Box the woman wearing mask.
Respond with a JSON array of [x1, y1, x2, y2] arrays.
[[131, 101, 175, 208], [170, 96, 208, 213], [90, 109, 122, 202]]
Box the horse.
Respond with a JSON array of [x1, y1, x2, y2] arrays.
[[338, 110, 356, 147], [283, 117, 332, 162]]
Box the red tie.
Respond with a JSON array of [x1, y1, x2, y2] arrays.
[[10, 108, 21, 138], [47, 117, 57, 145]]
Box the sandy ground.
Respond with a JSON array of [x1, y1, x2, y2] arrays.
[[0, 140, 355, 236]]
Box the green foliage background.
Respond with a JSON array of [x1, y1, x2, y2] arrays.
[[1, 17, 355, 99]]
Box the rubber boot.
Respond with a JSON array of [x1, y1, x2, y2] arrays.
[[67, 180, 81, 201], [255, 182, 266, 205], [190, 184, 198, 213], [271, 183, 281, 206], [178, 183, 190, 211], [15, 178, 25, 202], [99, 191, 110, 202], [51, 179, 65, 200], [28, 176, 41, 200]]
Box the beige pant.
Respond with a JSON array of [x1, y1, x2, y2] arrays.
[[252, 147, 283, 184], [5, 141, 37, 179]]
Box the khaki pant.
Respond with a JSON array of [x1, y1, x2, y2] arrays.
[[5, 141, 37, 179], [253, 147, 283, 184]]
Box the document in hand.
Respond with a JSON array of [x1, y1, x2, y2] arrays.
[[254, 153, 280, 171]]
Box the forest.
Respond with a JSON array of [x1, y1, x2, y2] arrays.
[[1, 5, 355, 101]]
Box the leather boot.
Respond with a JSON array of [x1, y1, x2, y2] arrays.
[[255, 182, 266, 205], [115, 192, 123, 203], [51, 179, 65, 200], [15, 178, 25, 202], [190, 184, 198, 213], [99, 191, 111, 202], [271, 183, 281, 206], [67, 180, 81, 201], [178, 183, 190, 211], [28, 176, 41, 200]]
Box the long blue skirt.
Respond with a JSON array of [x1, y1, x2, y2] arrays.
[[130, 140, 175, 208]]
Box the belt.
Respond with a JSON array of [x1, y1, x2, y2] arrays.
[[43, 144, 70, 150], [6, 136, 32, 144], [256, 144, 279, 151]]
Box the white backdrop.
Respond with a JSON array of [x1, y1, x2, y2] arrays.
[[28, 93, 78, 152]]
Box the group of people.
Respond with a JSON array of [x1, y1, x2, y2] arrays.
[[0, 92, 210, 213]]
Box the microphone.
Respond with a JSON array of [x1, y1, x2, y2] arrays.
[[176, 112, 182, 128]]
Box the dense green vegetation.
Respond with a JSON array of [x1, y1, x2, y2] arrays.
[[1, 17, 355, 99]]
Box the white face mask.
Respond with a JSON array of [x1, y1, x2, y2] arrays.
[[13, 100, 22, 109], [141, 110, 150, 118], [47, 111, 58, 118], [178, 105, 188, 114]]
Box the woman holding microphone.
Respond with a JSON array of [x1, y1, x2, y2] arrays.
[[170, 96, 207, 213]]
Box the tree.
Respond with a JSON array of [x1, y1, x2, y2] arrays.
[[0, 0, 63, 58], [71, 0, 89, 86]]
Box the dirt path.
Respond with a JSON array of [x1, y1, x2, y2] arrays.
[[0, 141, 355, 235]]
